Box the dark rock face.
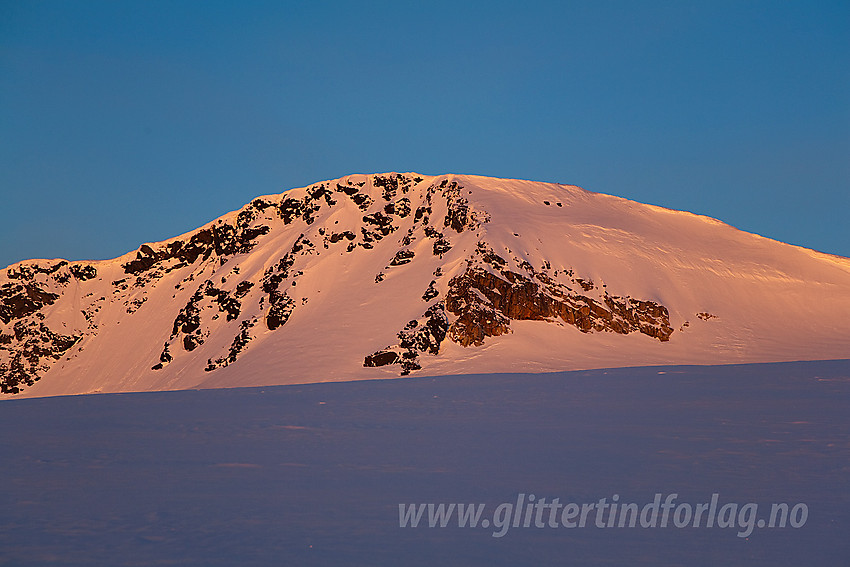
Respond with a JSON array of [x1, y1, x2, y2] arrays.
[[394, 197, 412, 218], [364, 303, 450, 375], [0, 321, 80, 394], [261, 237, 308, 331], [266, 291, 294, 330], [0, 284, 59, 324], [424, 226, 452, 256], [155, 276, 259, 368], [439, 179, 487, 233], [5, 260, 68, 280], [422, 280, 439, 301], [364, 350, 400, 368], [205, 318, 258, 371], [432, 237, 452, 256], [123, 201, 272, 276], [151, 342, 173, 370], [389, 249, 415, 266], [365, 238, 674, 374], [69, 264, 97, 281], [444, 266, 673, 346], [279, 197, 306, 225], [359, 211, 398, 249], [444, 271, 513, 346], [153, 275, 258, 370], [169, 288, 204, 353], [205, 281, 250, 322], [326, 231, 356, 245], [444, 197, 470, 233], [351, 193, 372, 210], [1, 259, 111, 391], [362, 212, 396, 236], [414, 205, 430, 223], [373, 173, 418, 201]]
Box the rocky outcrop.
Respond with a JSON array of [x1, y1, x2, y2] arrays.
[[424, 226, 452, 256], [364, 303, 450, 375], [122, 213, 271, 276], [260, 236, 308, 331], [5, 260, 69, 280], [0, 283, 59, 324], [444, 266, 673, 346], [169, 287, 204, 352], [155, 277, 258, 367], [205, 318, 259, 371], [421, 280, 439, 301], [439, 179, 489, 232], [266, 292, 294, 330], [365, 242, 674, 374], [389, 249, 415, 267], [0, 321, 80, 394], [1, 260, 101, 392]]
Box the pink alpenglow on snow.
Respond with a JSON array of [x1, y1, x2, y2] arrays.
[[2, 173, 849, 398]]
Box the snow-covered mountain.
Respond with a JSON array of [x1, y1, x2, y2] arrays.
[[3, 173, 849, 398]]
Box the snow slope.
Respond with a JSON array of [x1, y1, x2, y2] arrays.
[[2, 173, 849, 398]]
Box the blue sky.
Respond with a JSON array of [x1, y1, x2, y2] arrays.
[[2, 0, 848, 268]]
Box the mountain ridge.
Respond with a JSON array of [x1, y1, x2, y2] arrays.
[[3, 172, 849, 398]]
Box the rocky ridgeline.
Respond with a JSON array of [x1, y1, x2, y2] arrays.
[[0, 174, 473, 393], [151, 173, 482, 380], [1, 173, 677, 393]]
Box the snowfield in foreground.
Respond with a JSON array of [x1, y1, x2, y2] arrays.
[[3, 173, 849, 398], [1, 360, 848, 566]]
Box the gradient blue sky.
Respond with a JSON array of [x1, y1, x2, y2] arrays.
[[2, 0, 848, 268]]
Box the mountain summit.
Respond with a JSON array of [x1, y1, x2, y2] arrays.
[[3, 173, 849, 397]]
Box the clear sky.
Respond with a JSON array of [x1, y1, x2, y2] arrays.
[[2, 0, 848, 269]]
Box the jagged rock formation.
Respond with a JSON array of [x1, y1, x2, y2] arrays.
[[3, 172, 849, 398]]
